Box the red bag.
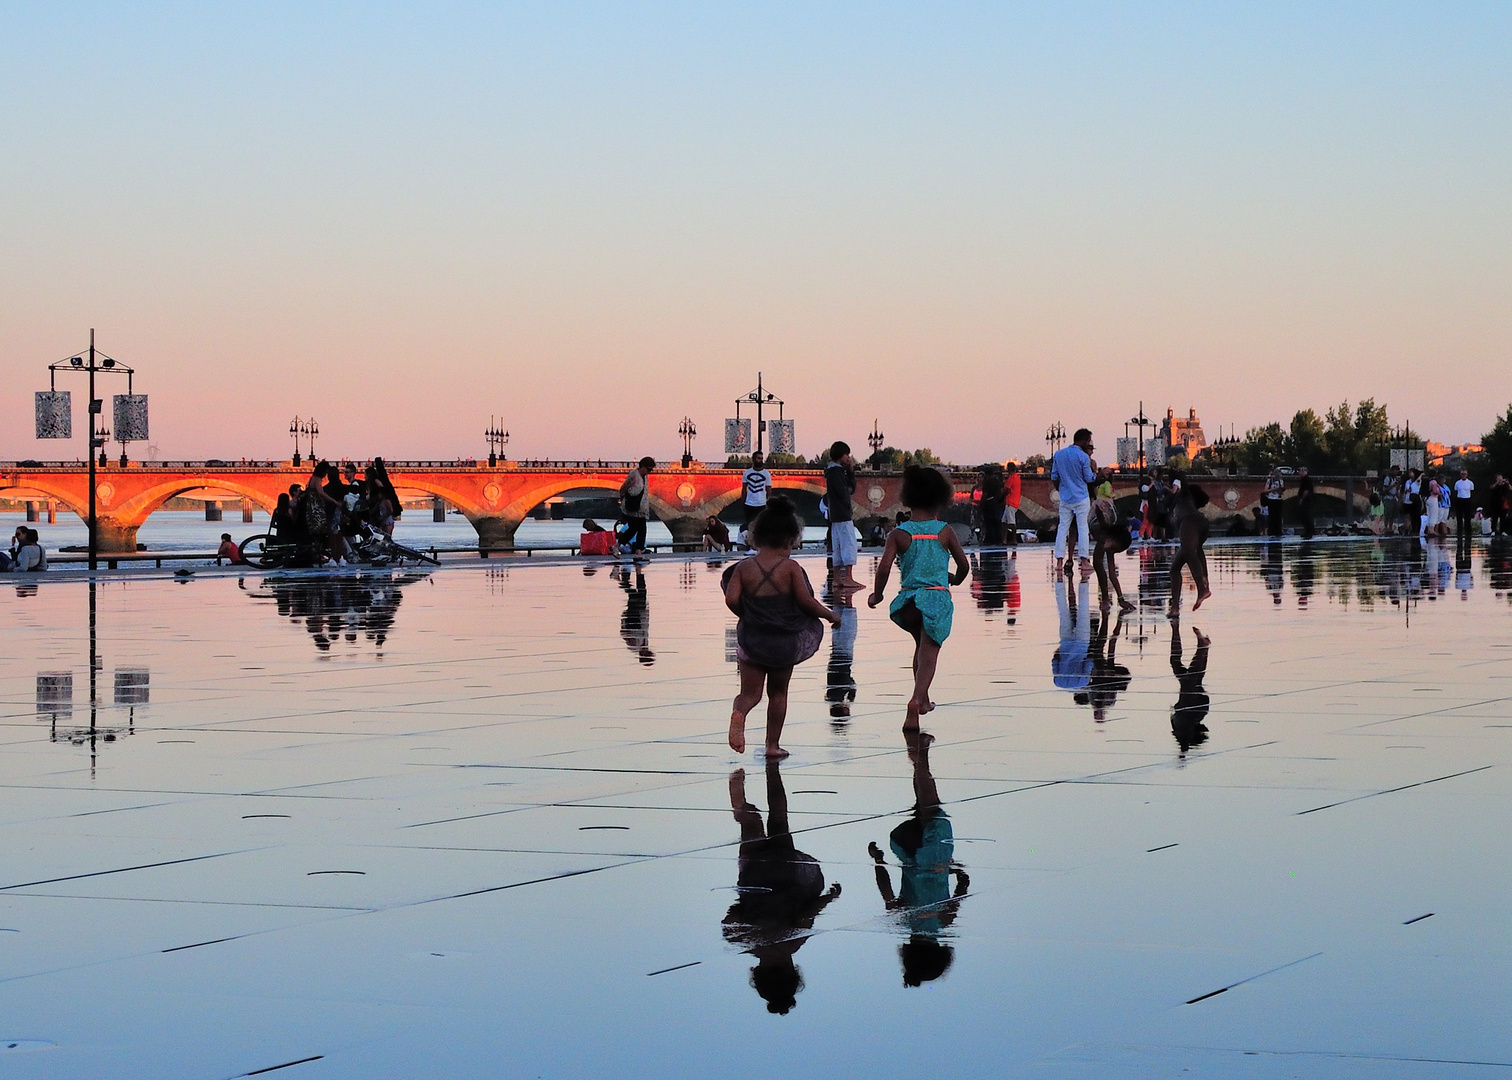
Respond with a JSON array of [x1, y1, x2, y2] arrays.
[[580, 532, 614, 555]]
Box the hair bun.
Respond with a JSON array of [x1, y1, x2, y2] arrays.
[[765, 494, 795, 513]]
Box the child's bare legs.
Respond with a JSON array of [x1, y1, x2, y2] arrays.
[[908, 636, 942, 730], [762, 666, 794, 759], [893, 601, 937, 727], [729, 662, 768, 754]]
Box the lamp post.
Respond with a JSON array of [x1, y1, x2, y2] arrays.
[[306, 418, 319, 461], [485, 416, 510, 467], [289, 416, 303, 466], [41, 330, 136, 570], [678, 417, 697, 468], [867, 419, 886, 469], [1044, 422, 1066, 458], [734, 372, 784, 455], [1127, 403, 1150, 473]]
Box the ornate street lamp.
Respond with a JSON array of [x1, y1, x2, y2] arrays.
[[867, 419, 886, 469], [486, 416, 510, 467], [1128, 403, 1151, 472], [290, 416, 303, 466], [678, 417, 697, 468], [1045, 421, 1066, 457]]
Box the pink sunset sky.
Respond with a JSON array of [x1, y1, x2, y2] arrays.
[[2, 5, 1508, 464]]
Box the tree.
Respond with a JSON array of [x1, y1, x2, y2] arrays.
[[1238, 423, 1286, 473], [1483, 403, 1512, 476], [1285, 409, 1327, 469]]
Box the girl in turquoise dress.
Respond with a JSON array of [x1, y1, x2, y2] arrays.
[[869, 467, 971, 727]]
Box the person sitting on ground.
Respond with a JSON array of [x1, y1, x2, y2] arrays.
[[216, 533, 245, 565], [14, 528, 46, 572], [703, 515, 733, 552], [579, 519, 621, 557]]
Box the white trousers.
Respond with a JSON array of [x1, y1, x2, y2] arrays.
[[1054, 498, 1091, 560]]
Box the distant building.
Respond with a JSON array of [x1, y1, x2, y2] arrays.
[[1426, 441, 1484, 467], [1161, 407, 1207, 460]]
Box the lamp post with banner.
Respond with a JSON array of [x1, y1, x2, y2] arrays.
[[731, 372, 787, 457], [36, 329, 141, 570]]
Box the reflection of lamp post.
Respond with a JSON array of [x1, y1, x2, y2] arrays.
[[1044, 422, 1066, 458], [1128, 403, 1150, 473], [678, 417, 697, 468], [867, 419, 886, 469], [485, 416, 510, 467], [40, 330, 137, 570]]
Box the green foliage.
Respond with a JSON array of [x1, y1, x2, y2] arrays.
[[1483, 403, 1512, 476], [1237, 400, 1398, 473], [868, 446, 941, 470]]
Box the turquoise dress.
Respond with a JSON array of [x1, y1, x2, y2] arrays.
[[888, 519, 954, 645]]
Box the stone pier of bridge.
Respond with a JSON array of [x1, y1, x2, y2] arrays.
[[0, 461, 1370, 553]]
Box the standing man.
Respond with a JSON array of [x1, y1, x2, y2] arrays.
[[1296, 467, 1316, 539], [1004, 462, 1022, 546], [1490, 474, 1512, 537], [1453, 468, 1476, 536], [619, 456, 656, 556], [825, 441, 861, 590], [1051, 428, 1096, 576], [740, 450, 773, 547], [1383, 464, 1403, 535]]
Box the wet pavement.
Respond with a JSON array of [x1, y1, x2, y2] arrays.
[[1, 537, 1510, 1078]]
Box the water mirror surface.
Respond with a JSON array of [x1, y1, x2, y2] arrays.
[[1, 538, 1510, 1078]]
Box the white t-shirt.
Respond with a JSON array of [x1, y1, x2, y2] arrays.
[[742, 468, 773, 507], [1455, 478, 1474, 500]]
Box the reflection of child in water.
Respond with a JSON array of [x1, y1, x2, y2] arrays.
[[868, 731, 970, 987], [723, 765, 841, 1013], [1170, 620, 1211, 756]]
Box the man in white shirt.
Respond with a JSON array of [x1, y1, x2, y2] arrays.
[[1452, 469, 1476, 536], [740, 450, 773, 547]]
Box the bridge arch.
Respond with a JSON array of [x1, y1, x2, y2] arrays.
[[0, 476, 87, 521]]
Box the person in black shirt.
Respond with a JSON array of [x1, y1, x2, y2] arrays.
[[1296, 467, 1316, 539]]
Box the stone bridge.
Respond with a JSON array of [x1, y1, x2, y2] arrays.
[[0, 461, 1370, 552]]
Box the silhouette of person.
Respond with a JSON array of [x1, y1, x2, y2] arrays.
[[616, 566, 654, 665], [969, 549, 1007, 613], [1075, 609, 1131, 723], [868, 729, 969, 987], [723, 764, 841, 1014], [1262, 540, 1284, 606], [1169, 619, 1211, 757], [825, 593, 858, 723], [243, 571, 427, 656]]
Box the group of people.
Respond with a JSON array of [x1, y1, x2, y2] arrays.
[[725, 463, 970, 758], [1052, 429, 1211, 612], [0, 526, 47, 572], [1374, 465, 1511, 539], [268, 458, 402, 566]]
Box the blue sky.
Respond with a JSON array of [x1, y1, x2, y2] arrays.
[[2, 3, 1508, 461]]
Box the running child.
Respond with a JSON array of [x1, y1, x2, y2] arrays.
[[868, 466, 971, 729], [725, 496, 842, 758]]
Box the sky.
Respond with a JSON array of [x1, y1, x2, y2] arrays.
[[2, 2, 1509, 464]]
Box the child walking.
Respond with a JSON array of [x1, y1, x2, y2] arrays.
[[868, 467, 970, 728], [725, 496, 842, 758]]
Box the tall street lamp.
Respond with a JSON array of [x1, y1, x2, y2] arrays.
[[867, 419, 886, 469], [37, 329, 140, 570], [1128, 403, 1150, 473], [1045, 422, 1066, 458], [678, 417, 697, 468], [485, 416, 510, 467], [290, 416, 303, 466]]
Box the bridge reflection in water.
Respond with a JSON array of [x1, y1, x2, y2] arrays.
[[0, 460, 1369, 553]]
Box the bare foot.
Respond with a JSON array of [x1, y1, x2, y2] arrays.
[[904, 701, 921, 731], [1119, 598, 1136, 612], [919, 698, 936, 714], [762, 745, 790, 760], [728, 710, 747, 754], [1193, 589, 1211, 610]]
